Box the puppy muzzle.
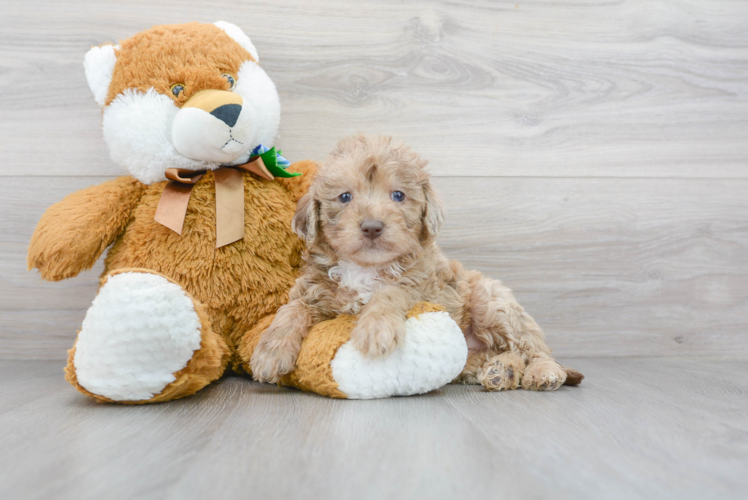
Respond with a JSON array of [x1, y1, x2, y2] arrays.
[[171, 89, 257, 163]]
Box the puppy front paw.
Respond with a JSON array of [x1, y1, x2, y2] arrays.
[[250, 338, 299, 384], [350, 315, 405, 358]]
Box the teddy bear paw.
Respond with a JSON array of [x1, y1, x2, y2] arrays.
[[72, 271, 204, 401], [330, 310, 467, 399]]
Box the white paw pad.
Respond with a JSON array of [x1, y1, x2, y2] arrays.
[[330, 311, 468, 399], [73, 272, 203, 401]]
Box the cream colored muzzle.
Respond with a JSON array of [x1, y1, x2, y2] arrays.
[[171, 90, 256, 163]]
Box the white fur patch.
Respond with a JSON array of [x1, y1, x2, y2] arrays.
[[214, 21, 260, 62], [328, 260, 405, 308], [102, 88, 216, 184], [331, 311, 468, 399], [233, 60, 280, 149], [73, 272, 203, 402], [84, 44, 119, 107], [100, 63, 280, 185], [328, 261, 384, 304]]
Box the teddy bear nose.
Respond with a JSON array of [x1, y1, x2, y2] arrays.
[[210, 104, 242, 127], [361, 219, 384, 240]]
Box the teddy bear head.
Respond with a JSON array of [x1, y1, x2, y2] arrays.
[[84, 22, 280, 185]]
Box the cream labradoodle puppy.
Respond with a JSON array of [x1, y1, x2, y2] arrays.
[[251, 135, 583, 391]]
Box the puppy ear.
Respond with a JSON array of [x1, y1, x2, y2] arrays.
[[292, 192, 319, 243], [422, 182, 445, 238]]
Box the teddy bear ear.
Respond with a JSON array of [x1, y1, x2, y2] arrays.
[[84, 44, 118, 107], [214, 21, 260, 62]]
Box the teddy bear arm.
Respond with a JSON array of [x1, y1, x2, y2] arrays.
[[28, 176, 146, 281]]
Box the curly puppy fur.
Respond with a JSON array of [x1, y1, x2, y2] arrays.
[[251, 135, 582, 391]]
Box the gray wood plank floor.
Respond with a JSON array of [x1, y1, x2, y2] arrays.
[[1, 357, 746, 500]]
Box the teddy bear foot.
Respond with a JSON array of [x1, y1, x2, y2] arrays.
[[329, 306, 468, 399], [66, 269, 229, 403], [240, 303, 468, 399]]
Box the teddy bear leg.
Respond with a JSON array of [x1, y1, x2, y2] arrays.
[[237, 304, 469, 400], [65, 269, 230, 404]]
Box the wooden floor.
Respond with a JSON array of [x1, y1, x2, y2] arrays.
[[1, 357, 746, 500]]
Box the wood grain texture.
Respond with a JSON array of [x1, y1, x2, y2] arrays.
[[1, 358, 746, 500], [1, 0, 748, 360], [0, 0, 747, 177], [3, 175, 747, 359]]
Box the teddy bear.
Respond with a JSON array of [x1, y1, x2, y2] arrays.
[[27, 21, 468, 403]]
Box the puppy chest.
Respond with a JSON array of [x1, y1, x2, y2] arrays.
[[328, 261, 384, 311]]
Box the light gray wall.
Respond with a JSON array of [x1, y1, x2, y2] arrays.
[[2, 0, 747, 359]]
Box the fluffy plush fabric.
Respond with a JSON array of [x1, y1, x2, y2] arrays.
[[64, 270, 230, 404], [31, 161, 316, 403], [103, 88, 209, 184], [239, 303, 466, 399], [214, 21, 259, 62], [90, 22, 280, 184], [331, 309, 467, 399], [27, 177, 146, 281], [103, 22, 255, 107], [232, 60, 281, 151], [84, 44, 118, 107], [101, 166, 312, 359], [73, 271, 204, 401]]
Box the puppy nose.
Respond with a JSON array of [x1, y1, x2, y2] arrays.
[[210, 104, 242, 127], [361, 219, 384, 240]]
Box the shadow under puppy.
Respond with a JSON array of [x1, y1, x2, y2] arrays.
[[251, 135, 583, 391]]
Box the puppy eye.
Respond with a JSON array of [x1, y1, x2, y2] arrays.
[[222, 74, 237, 90], [391, 191, 405, 202], [338, 192, 352, 203], [170, 83, 185, 97]]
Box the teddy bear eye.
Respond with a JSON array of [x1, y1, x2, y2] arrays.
[[338, 192, 352, 203], [391, 191, 405, 202], [170, 83, 185, 97], [222, 74, 237, 90]]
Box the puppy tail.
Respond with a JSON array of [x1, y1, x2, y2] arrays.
[[561, 365, 585, 386]]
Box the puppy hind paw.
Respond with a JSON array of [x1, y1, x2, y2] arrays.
[[477, 353, 523, 391], [521, 359, 567, 391]]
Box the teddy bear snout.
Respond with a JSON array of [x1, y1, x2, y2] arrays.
[[171, 89, 257, 164], [210, 104, 242, 128]]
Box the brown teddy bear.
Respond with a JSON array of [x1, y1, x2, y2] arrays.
[[28, 22, 468, 403]]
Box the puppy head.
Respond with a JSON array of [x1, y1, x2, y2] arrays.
[[294, 135, 444, 267]]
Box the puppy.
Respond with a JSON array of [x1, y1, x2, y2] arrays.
[[250, 135, 583, 391]]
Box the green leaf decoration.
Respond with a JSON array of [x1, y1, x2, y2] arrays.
[[260, 147, 301, 178]]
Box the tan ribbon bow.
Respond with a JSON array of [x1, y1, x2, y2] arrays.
[[154, 155, 275, 248]]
